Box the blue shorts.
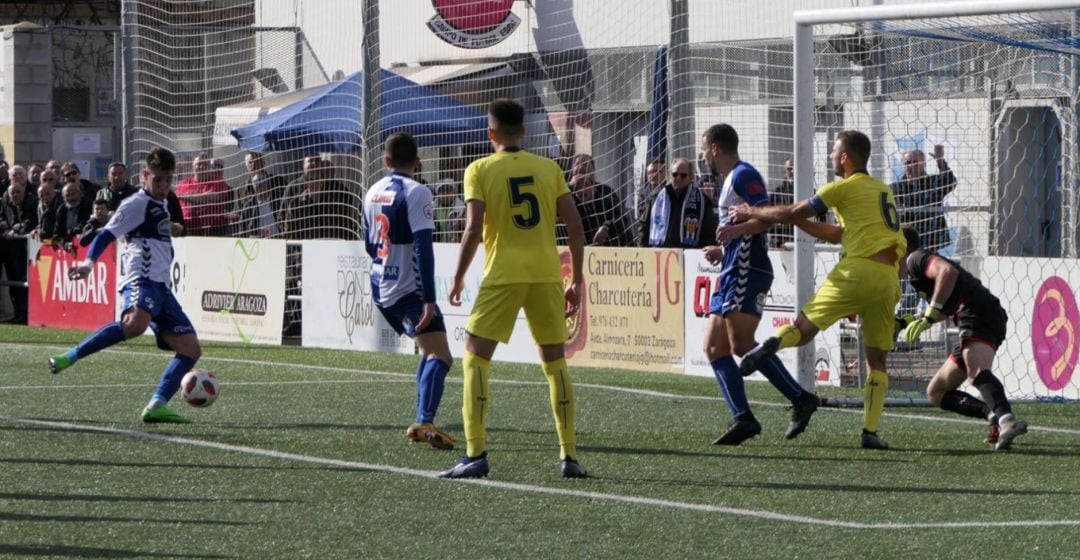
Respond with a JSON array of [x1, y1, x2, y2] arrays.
[[709, 271, 773, 317], [378, 293, 446, 338], [121, 278, 196, 350]]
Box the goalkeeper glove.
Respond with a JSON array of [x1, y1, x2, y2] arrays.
[[893, 313, 916, 338], [903, 306, 943, 344]]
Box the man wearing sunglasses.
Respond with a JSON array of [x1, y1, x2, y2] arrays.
[[60, 162, 99, 200], [639, 157, 717, 248]]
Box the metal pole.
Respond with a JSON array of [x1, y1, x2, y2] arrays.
[[793, 21, 817, 390], [668, 0, 694, 161], [361, 0, 381, 190], [120, 0, 137, 165]]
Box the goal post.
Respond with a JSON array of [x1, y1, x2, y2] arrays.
[[793, 0, 1080, 402]]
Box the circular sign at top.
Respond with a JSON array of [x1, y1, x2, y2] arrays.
[[429, 1, 521, 49]]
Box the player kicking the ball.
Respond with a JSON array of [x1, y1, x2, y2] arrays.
[[49, 147, 203, 424], [364, 132, 456, 450]]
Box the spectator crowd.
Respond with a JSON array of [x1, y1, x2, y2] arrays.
[[1, 143, 957, 325]]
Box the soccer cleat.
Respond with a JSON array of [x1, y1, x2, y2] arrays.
[[739, 337, 780, 377], [141, 406, 192, 424], [406, 423, 457, 450], [860, 429, 889, 450], [711, 418, 762, 446], [49, 354, 72, 375], [984, 423, 1000, 446], [785, 392, 821, 440], [560, 457, 588, 479], [437, 453, 490, 479], [995, 417, 1028, 451]]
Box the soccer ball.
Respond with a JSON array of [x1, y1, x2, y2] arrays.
[[180, 368, 220, 408]]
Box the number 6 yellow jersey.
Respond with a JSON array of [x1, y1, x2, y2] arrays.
[[812, 171, 907, 261], [464, 147, 570, 286]]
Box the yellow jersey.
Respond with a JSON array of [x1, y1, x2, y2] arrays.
[[464, 147, 570, 285], [815, 172, 906, 261]]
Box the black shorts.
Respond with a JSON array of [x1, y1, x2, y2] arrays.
[[948, 296, 1007, 367]]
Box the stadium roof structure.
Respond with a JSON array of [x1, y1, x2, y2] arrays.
[[230, 69, 489, 153]]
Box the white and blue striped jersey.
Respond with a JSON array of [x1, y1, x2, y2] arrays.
[[363, 172, 435, 308], [104, 189, 174, 289], [716, 160, 773, 277]]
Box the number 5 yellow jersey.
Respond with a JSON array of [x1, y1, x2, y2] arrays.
[[464, 147, 570, 286]]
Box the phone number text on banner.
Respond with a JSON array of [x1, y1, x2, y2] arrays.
[[567, 247, 684, 372]]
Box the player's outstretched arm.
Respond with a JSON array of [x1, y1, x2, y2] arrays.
[[730, 199, 817, 225], [70, 229, 116, 280], [556, 193, 585, 316], [450, 199, 485, 307], [793, 219, 842, 244]]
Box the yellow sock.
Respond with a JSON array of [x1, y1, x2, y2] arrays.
[[541, 357, 577, 460], [864, 370, 889, 432], [462, 352, 491, 458], [777, 324, 802, 350]]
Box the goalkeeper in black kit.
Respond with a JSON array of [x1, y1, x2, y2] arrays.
[[895, 226, 1028, 450]]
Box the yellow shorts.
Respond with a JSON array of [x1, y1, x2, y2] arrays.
[[802, 257, 901, 351], [467, 282, 569, 346]]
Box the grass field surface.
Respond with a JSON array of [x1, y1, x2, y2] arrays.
[[1, 325, 1079, 559]]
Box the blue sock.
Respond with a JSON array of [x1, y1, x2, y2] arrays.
[[417, 358, 450, 424], [711, 356, 750, 419], [73, 322, 126, 361], [413, 356, 428, 423], [758, 354, 804, 403], [151, 354, 197, 403]]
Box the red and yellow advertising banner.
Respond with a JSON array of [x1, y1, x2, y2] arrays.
[[28, 242, 117, 330], [566, 247, 684, 372]]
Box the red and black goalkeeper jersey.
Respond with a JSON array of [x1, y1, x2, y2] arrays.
[[903, 249, 996, 316]]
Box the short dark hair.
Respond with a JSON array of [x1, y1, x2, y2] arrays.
[[93, 198, 108, 207], [108, 161, 126, 172], [146, 147, 176, 173], [648, 158, 665, 167], [385, 133, 419, 168], [836, 130, 871, 167], [488, 98, 525, 137], [703, 124, 739, 154], [902, 226, 921, 252]]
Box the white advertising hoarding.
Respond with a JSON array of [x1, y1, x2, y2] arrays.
[[434, 243, 541, 365], [981, 257, 1079, 401], [171, 237, 287, 345], [683, 249, 844, 386], [301, 240, 412, 354]]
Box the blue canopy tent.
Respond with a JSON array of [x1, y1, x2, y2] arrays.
[[231, 69, 489, 153]]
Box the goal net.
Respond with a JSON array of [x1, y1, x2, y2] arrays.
[[795, 0, 1080, 403]]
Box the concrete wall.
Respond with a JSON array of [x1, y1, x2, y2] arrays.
[[2, 24, 51, 166]]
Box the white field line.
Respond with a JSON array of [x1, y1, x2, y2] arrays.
[[3, 342, 1079, 437], [2, 414, 1079, 531]]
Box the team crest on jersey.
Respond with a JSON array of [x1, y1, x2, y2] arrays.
[[428, 0, 520, 49], [684, 217, 700, 240], [423, 203, 434, 220]]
